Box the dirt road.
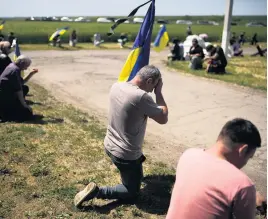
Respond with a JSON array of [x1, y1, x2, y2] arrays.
[[26, 49, 267, 195]]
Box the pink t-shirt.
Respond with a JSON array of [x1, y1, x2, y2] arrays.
[[166, 148, 256, 219]]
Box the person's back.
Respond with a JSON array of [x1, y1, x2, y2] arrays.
[[105, 82, 159, 160], [166, 118, 262, 219], [166, 148, 255, 219], [0, 63, 21, 96], [215, 46, 227, 67]]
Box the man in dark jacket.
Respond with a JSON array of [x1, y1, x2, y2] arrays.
[[205, 45, 227, 74]]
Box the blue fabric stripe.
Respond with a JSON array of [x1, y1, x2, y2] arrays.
[[154, 25, 167, 47], [128, 48, 144, 81]]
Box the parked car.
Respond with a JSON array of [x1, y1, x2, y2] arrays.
[[61, 17, 73, 22], [246, 22, 266, 27], [52, 17, 59, 21], [197, 20, 219, 25], [133, 17, 144, 23], [176, 20, 193, 25], [157, 19, 169, 24], [42, 17, 53, 21], [115, 19, 129, 23], [74, 17, 88, 22], [97, 17, 113, 23]]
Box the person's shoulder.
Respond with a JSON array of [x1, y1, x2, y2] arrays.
[[231, 168, 255, 188], [111, 82, 146, 96], [180, 148, 204, 159]]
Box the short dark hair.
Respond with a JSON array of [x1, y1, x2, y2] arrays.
[[206, 45, 214, 52], [217, 118, 261, 152], [192, 38, 198, 43]]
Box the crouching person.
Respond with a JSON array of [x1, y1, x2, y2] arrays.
[[0, 55, 38, 122], [205, 44, 228, 74]]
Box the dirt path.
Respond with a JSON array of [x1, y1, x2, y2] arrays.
[[26, 49, 267, 196]]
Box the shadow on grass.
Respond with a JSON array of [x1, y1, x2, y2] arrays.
[[79, 174, 175, 216]]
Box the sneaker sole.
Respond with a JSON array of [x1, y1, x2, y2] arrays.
[[74, 183, 97, 207]]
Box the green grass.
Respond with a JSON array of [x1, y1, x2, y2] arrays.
[[0, 83, 175, 219], [167, 56, 267, 90], [0, 20, 266, 44], [0, 84, 266, 218]]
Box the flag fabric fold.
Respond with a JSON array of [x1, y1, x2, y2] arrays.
[[153, 24, 169, 52], [0, 20, 6, 31], [49, 27, 69, 41], [107, 0, 152, 36], [117, 0, 155, 82]]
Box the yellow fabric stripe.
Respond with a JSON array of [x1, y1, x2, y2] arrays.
[[154, 31, 169, 52], [118, 47, 141, 82]]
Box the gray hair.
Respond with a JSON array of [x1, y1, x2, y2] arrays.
[[15, 55, 32, 68], [137, 65, 161, 82]]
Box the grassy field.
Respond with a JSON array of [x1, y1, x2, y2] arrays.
[[167, 56, 267, 90], [0, 83, 175, 219], [0, 84, 266, 218], [0, 20, 267, 44]]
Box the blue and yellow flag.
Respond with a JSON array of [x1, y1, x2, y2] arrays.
[[14, 42, 24, 77], [117, 0, 155, 82], [0, 20, 5, 31], [49, 27, 69, 41], [153, 25, 169, 52]]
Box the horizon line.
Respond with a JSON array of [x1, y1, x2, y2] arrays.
[[1, 14, 267, 18]]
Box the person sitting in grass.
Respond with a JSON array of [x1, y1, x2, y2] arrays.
[[166, 118, 266, 219], [0, 55, 38, 122], [74, 65, 168, 208], [231, 40, 244, 57], [204, 44, 227, 74], [188, 38, 204, 70]]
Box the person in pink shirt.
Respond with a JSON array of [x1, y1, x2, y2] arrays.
[[166, 118, 263, 219]]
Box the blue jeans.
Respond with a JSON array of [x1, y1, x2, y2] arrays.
[[96, 149, 145, 200]]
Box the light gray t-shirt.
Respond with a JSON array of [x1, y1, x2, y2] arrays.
[[104, 82, 163, 160]]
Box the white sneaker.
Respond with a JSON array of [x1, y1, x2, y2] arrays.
[[74, 182, 99, 207]]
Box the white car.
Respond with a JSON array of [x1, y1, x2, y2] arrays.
[[115, 19, 129, 24], [176, 20, 193, 25], [75, 17, 87, 22], [61, 17, 73, 22], [133, 17, 144, 23], [97, 17, 112, 23]]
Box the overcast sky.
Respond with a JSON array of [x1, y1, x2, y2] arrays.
[[1, 0, 267, 17]]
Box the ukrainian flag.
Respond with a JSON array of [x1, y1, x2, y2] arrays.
[[118, 0, 155, 82], [14, 42, 24, 77], [49, 27, 69, 41], [153, 25, 169, 52], [0, 20, 5, 31]]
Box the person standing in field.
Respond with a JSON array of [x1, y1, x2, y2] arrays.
[[166, 118, 265, 219], [74, 65, 168, 207]]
